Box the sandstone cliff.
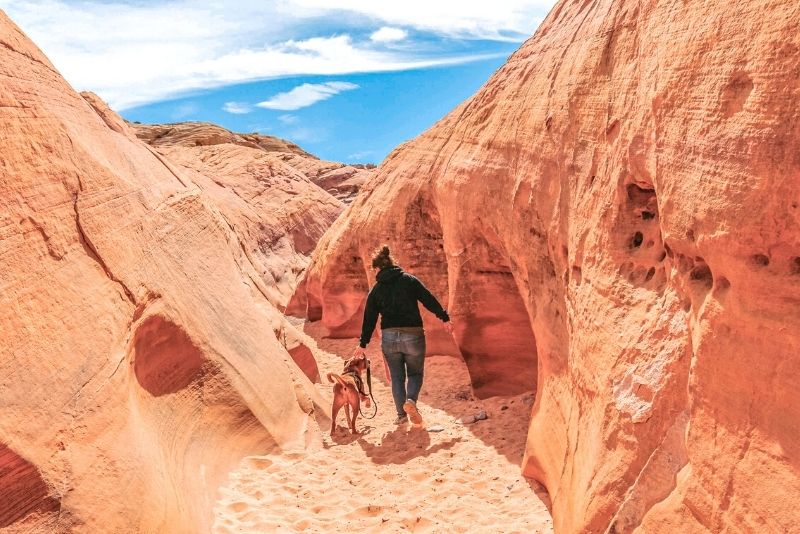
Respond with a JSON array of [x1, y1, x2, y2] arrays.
[[132, 121, 348, 308], [0, 12, 329, 532], [300, 0, 800, 532]]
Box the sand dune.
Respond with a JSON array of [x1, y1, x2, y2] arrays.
[[213, 321, 552, 533]]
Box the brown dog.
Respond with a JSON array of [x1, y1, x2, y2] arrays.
[[327, 355, 371, 434]]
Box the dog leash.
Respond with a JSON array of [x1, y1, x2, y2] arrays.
[[359, 359, 378, 419]]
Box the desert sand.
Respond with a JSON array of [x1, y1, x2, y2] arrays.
[[213, 321, 553, 534]]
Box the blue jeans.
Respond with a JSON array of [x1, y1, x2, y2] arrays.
[[381, 330, 426, 417]]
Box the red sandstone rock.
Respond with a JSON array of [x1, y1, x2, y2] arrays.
[[271, 152, 375, 203], [301, 0, 800, 532], [132, 121, 346, 307], [134, 121, 315, 156], [0, 13, 329, 532]]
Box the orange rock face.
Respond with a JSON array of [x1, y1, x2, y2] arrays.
[[301, 0, 800, 532], [0, 12, 330, 532], [280, 156, 375, 204], [132, 121, 349, 307]]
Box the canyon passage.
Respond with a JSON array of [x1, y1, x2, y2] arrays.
[[2, 0, 800, 533]]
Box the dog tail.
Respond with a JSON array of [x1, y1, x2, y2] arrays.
[[327, 373, 348, 387]]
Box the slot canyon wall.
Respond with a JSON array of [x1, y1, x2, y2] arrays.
[[300, 0, 800, 532], [0, 11, 343, 532]]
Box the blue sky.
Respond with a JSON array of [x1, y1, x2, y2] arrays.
[[1, 0, 556, 164]]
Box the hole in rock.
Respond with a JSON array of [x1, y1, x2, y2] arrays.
[[751, 254, 770, 268], [132, 316, 205, 396], [618, 261, 634, 277], [0, 444, 60, 528], [792, 257, 800, 275], [677, 254, 695, 273], [720, 72, 754, 118], [606, 120, 620, 140], [690, 262, 714, 289], [686, 229, 695, 241], [614, 179, 664, 287], [306, 290, 323, 321], [453, 235, 538, 398], [715, 277, 731, 292], [571, 266, 583, 285], [626, 183, 656, 204]]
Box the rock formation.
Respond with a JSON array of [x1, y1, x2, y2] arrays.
[[0, 11, 330, 532], [132, 121, 348, 307], [300, 0, 800, 532], [273, 153, 375, 203], [136, 122, 374, 204]]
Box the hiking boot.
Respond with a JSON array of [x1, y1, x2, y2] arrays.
[[394, 414, 408, 425], [403, 399, 423, 425]]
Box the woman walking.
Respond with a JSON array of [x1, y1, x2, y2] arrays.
[[355, 245, 453, 425]]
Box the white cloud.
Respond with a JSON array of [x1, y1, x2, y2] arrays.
[[370, 27, 408, 43], [256, 81, 358, 111], [0, 0, 556, 110], [291, 0, 554, 41], [278, 114, 300, 124], [222, 101, 252, 114], [347, 150, 374, 161]]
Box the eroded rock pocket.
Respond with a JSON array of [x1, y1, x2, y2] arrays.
[[0, 444, 60, 528], [614, 180, 667, 287], [132, 315, 205, 396], [452, 234, 538, 398]]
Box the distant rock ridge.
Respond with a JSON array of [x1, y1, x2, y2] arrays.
[[134, 121, 375, 203], [134, 121, 316, 156]]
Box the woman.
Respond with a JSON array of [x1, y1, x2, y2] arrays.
[[354, 245, 453, 425]]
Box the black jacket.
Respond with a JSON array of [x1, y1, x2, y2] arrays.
[[359, 266, 450, 348]]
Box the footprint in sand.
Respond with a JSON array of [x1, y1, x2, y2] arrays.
[[226, 501, 248, 513], [245, 457, 273, 470], [346, 504, 387, 519], [292, 518, 311, 530], [409, 471, 429, 483]]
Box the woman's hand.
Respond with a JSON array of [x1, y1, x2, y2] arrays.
[[353, 345, 367, 357]]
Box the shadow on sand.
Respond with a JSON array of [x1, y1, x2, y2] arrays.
[[303, 320, 550, 507], [357, 425, 462, 465]]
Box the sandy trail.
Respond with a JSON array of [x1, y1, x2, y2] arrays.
[[213, 321, 553, 533]]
